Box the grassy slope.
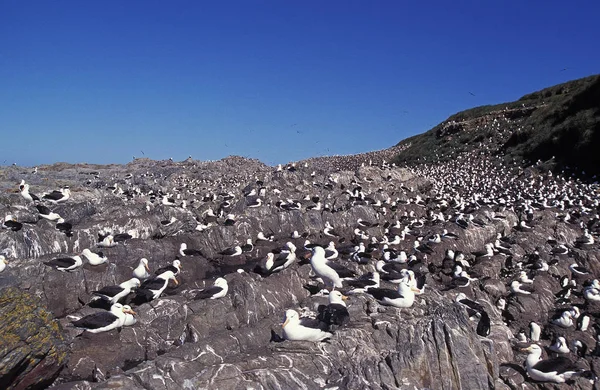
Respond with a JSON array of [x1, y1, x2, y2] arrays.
[[393, 74, 600, 175]]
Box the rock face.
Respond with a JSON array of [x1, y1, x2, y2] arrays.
[[1, 149, 600, 390], [0, 287, 69, 390]]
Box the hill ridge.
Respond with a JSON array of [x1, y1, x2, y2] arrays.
[[393, 74, 600, 177]]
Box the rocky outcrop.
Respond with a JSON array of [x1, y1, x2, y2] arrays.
[[2, 150, 600, 390], [0, 287, 69, 390], [49, 272, 508, 390]]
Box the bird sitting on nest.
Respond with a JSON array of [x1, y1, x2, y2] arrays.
[[281, 309, 332, 342]]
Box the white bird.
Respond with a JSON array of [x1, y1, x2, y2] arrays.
[[219, 245, 242, 257], [247, 198, 262, 208], [71, 303, 135, 333], [496, 298, 506, 311], [92, 278, 141, 304], [529, 321, 541, 342], [324, 241, 338, 260], [522, 344, 580, 383], [310, 246, 354, 289], [98, 235, 116, 248], [318, 290, 350, 327], [43, 187, 71, 203], [388, 250, 408, 263], [256, 231, 272, 241], [472, 243, 494, 258], [122, 305, 137, 326], [264, 242, 297, 274], [0, 255, 7, 273], [510, 280, 533, 295], [19, 182, 40, 202], [282, 309, 332, 342], [569, 263, 590, 276], [179, 243, 203, 257], [195, 277, 228, 299], [575, 230, 594, 245], [578, 314, 590, 332], [551, 310, 574, 328], [81, 249, 108, 266], [133, 258, 151, 279], [161, 196, 176, 206], [548, 337, 570, 354], [428, 234, 442, 244], [323, 222, 340, 237], [518, 271, 534, 284], [366, 280, 419, 308], [583, 282, 600, 302], [36, 204, 61, 221], [44, 255, 83, 272], [137, 270, 178, 301]]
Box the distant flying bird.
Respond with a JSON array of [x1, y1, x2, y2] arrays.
[[469, 92, 476, 96]]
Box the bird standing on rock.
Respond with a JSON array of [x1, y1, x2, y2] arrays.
[[18, 181, 40, 202], [310, 246, 354, 290]]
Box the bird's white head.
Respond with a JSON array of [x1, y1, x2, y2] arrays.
[[282, 309, 299, 328]]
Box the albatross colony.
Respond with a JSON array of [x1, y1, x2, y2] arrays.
[[2, 122, 600, 388]]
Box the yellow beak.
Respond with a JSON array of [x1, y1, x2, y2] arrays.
[[411, 287, 421, 293], [342, 295, 348, 301], [124, 308, 137, 315], [3, 259, 8, 264], [173, 277, 179, 285], [145, 264, 150, 272], [282, 318, 289, 328]]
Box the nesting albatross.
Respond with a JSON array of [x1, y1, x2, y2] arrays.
[[282, 309, 332, 342], [72, 303, 136, 333]]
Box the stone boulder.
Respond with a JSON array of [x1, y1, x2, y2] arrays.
[[0, 287, 69, 389]]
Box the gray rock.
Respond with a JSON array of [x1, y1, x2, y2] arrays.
[[2, 153, 600, 390]]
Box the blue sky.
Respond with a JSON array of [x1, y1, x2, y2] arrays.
[[1, 1, 599, 166]]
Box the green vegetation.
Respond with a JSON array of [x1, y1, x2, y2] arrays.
[[393, 74, 600, 176]]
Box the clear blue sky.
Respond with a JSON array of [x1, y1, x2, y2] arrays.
[[1, 1, 599, 166]]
